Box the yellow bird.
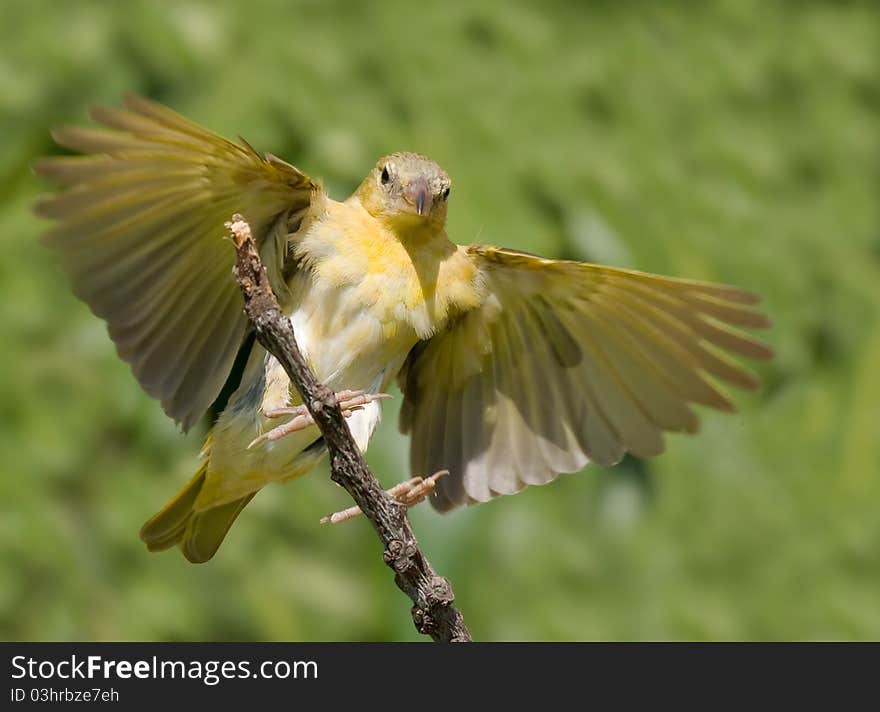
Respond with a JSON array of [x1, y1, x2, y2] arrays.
[[35, 96, 772, 563]]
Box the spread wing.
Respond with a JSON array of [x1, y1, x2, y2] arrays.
[[399, 246, 773, 511], [34, 95, 317, 429]]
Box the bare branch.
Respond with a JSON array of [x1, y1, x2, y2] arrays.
[[227, 214, 471, 642]]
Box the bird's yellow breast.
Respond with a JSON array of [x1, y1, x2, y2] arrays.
[[293, 196, 481, 342]]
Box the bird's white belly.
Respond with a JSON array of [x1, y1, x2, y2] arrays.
[[283, 282, 416, 449], [212, 276, 417, 478], [203, 262, 427, 509]]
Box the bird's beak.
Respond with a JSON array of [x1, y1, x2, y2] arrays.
[[405, 178, 432, 217]]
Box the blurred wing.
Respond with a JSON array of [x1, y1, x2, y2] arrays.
[[399, 246, 773, 511], [34, 95, 317, 429]]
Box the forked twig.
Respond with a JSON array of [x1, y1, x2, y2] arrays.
[[227, 214, 471, 642]]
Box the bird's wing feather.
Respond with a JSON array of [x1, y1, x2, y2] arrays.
[[399, 245, 773, 511], [34, 95, 317, 429]]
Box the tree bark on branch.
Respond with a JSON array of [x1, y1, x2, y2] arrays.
[[227, 214, 472, 642]]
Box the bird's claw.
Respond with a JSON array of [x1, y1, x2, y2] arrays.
[[320, 470, 450, 524], [247, 390, 390, 449]]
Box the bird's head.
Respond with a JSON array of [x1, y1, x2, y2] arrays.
[[355, 152, 451, 231]]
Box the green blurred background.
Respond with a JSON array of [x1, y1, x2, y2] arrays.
[[1, 0, 878, 641]]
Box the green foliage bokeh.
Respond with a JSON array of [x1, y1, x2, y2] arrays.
[[1, 0, 878, 640]]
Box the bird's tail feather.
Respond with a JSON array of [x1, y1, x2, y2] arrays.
[[139, 461, 255, 564]]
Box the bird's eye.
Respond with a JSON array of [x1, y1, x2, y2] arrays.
[[380, 166, 391, 185], [442, 186, 450, 200]]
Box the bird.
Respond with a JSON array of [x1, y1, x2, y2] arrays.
[[34, 95, 772, 563]]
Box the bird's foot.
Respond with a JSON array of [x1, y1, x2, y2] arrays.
[[320, 470, 450, 525], [247, 390, 390, 449]]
